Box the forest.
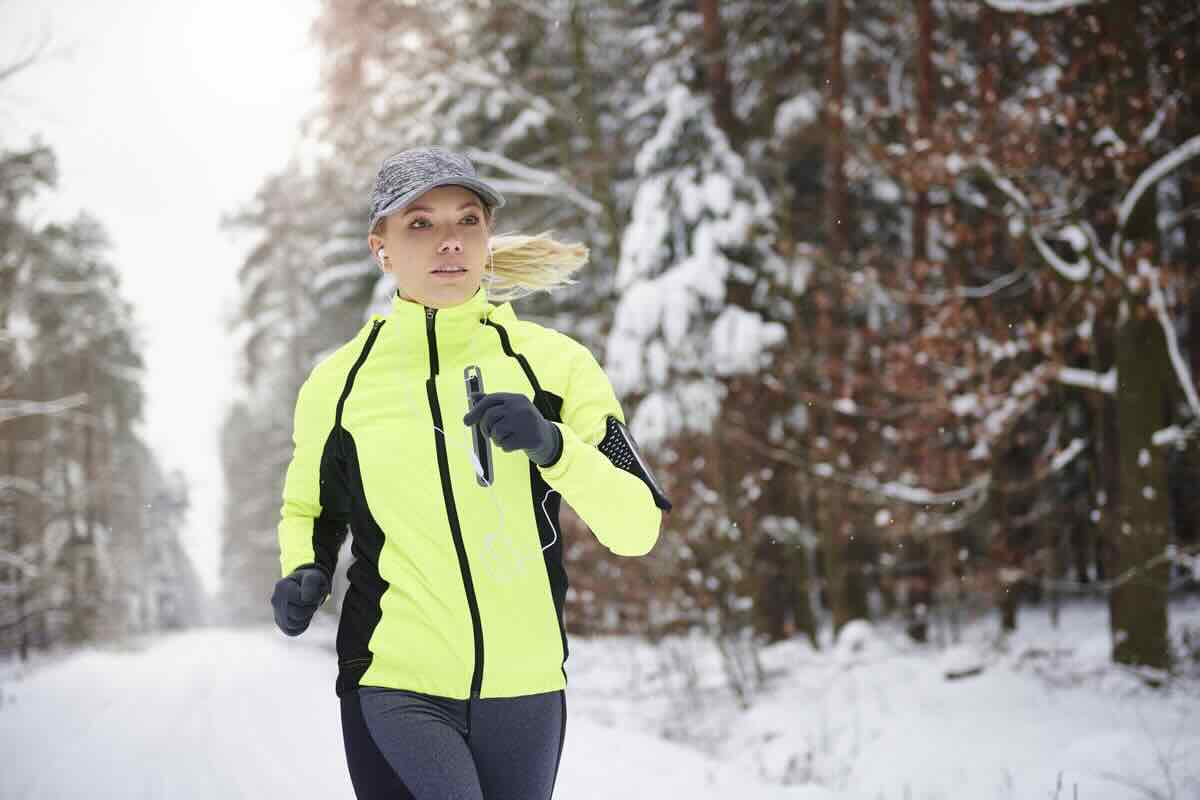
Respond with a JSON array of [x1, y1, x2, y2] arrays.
[[0, 141, 199, 658], [3, 0, 1198, 692], [213, 0, 1200, 689]]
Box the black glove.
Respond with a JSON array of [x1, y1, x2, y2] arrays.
[[271, 565, 331, 637], [463, 392, 562, 467]]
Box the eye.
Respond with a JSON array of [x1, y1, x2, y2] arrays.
[[461, 214, 479, 225], [408, 218, 431, 229]]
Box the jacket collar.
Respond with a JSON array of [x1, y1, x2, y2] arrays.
[[384, 286, 518, 374]]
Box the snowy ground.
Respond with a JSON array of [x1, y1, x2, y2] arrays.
[[1, 598, 1198, 799]]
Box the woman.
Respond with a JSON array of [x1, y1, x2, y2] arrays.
[[271, 146, 672, 800]]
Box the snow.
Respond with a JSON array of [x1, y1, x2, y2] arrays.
[[3, 600, 1197, 799], [711, 307, 787, 376], [774, 92, 820, 140], [1057, 224, 1088, 253], [871, 179, 901, 203], [1092, 126, 1127, 155], [628, 380, 727, 449], [1141, 93, 1179, 145], [985, 0, 1098, 14], [1049, 438, 1087, 472], [1056, 366, 1117, 395], [609, 92, 787, 397], [1152, 425, 1186, 448], [950, 393, 978, 417], [832, 396, 858, 415]]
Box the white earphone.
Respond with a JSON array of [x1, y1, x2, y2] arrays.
[[377, 247, 387, 267]]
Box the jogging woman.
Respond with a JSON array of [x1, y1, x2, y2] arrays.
[[270, 146, 672, 800]]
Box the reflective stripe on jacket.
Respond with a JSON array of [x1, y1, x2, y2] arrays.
[[277, 286, 665, 699]]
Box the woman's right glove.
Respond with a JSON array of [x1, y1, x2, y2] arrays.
[[271, 564, 331, 636]]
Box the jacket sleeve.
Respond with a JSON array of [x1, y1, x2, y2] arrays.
[[277, 372, 350, 581], [536, 341, 669, 557]]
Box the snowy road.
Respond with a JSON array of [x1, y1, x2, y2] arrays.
[[0, 626, 830, 800], [5, 606, 1199, 800]]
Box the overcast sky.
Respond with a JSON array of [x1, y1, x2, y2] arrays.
[[0, 0, 324, 597]]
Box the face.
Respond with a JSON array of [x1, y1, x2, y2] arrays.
[[367, 184, 491, 309]]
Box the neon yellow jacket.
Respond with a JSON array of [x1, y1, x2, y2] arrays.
[[277, 286, 670, 699]]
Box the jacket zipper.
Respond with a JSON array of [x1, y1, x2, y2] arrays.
[[424, 306, 485, 699]]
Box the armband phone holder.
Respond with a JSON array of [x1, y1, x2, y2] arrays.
[[598, 416, 673, 512]]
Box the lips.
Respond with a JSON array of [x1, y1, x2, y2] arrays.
[[431, 265, 467, 274]]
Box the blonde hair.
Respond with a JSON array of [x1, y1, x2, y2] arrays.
[[372, 209, 589, 303], [483, 230, 588, 302]]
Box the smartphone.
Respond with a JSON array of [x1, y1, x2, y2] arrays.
[[464, 365, 493, 486]]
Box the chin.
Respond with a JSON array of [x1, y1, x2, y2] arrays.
[[423, 279, 482, 307]]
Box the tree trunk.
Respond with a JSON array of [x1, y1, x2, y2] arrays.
[[699, 0, 739, 149], [823, 0, 848, 260], [567, 0, 622, 278], [911, 0, 932, 262], [1110, 307, 1171, 670]]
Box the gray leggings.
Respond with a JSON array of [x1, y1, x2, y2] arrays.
[[340, 685, 566, 800]]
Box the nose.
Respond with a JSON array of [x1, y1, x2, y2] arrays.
[[438, 238, 463, 254]]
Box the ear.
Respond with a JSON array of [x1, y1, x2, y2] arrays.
[[367, 236, 387, 272]]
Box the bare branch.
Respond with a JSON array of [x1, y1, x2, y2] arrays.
[[0, 17, 53, 85]]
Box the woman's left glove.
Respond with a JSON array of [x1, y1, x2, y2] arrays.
[[463, 392, 563, 467]]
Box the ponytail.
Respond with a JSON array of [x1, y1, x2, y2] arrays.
[[484, 230, 589, 302]]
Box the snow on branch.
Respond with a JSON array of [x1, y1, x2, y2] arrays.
[[1030, 225, 1090, 281], [1116, 133, 1200, 233], [984, 0, 1099, 13], [464, 148, 602, 215], [0, 476, 41, 496], [1041, 544, 1200, 594], [958, 269, 1027, 299], [977, 158, 1030, 212], [446, 62, 555, 118], [1152, 425, 1188, 448], [977, 159, 1124, 280], [0, 551, 40, 577], [0, 393, 88, 425], [97, 359, 146, 384], [1079, 221, 1121, 277], [1056, 366, 1117, 394], [32, 277, 102, 295], [1140, 91, 1183, 145], [1146, 262, 1200, 420], [1049, 437, 1087, 472], [877, 267, 1028, 306], [813, 463, 991, 506]]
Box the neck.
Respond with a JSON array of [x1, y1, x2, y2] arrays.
[[386, 286, 494, 375]]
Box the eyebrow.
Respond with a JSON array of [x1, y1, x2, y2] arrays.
[[402, 201, 483, 216]]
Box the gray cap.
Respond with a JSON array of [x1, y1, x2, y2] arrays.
[[368, 146, 505, 235]]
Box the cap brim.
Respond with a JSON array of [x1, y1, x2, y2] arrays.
[[371, 177, 505, 230]]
